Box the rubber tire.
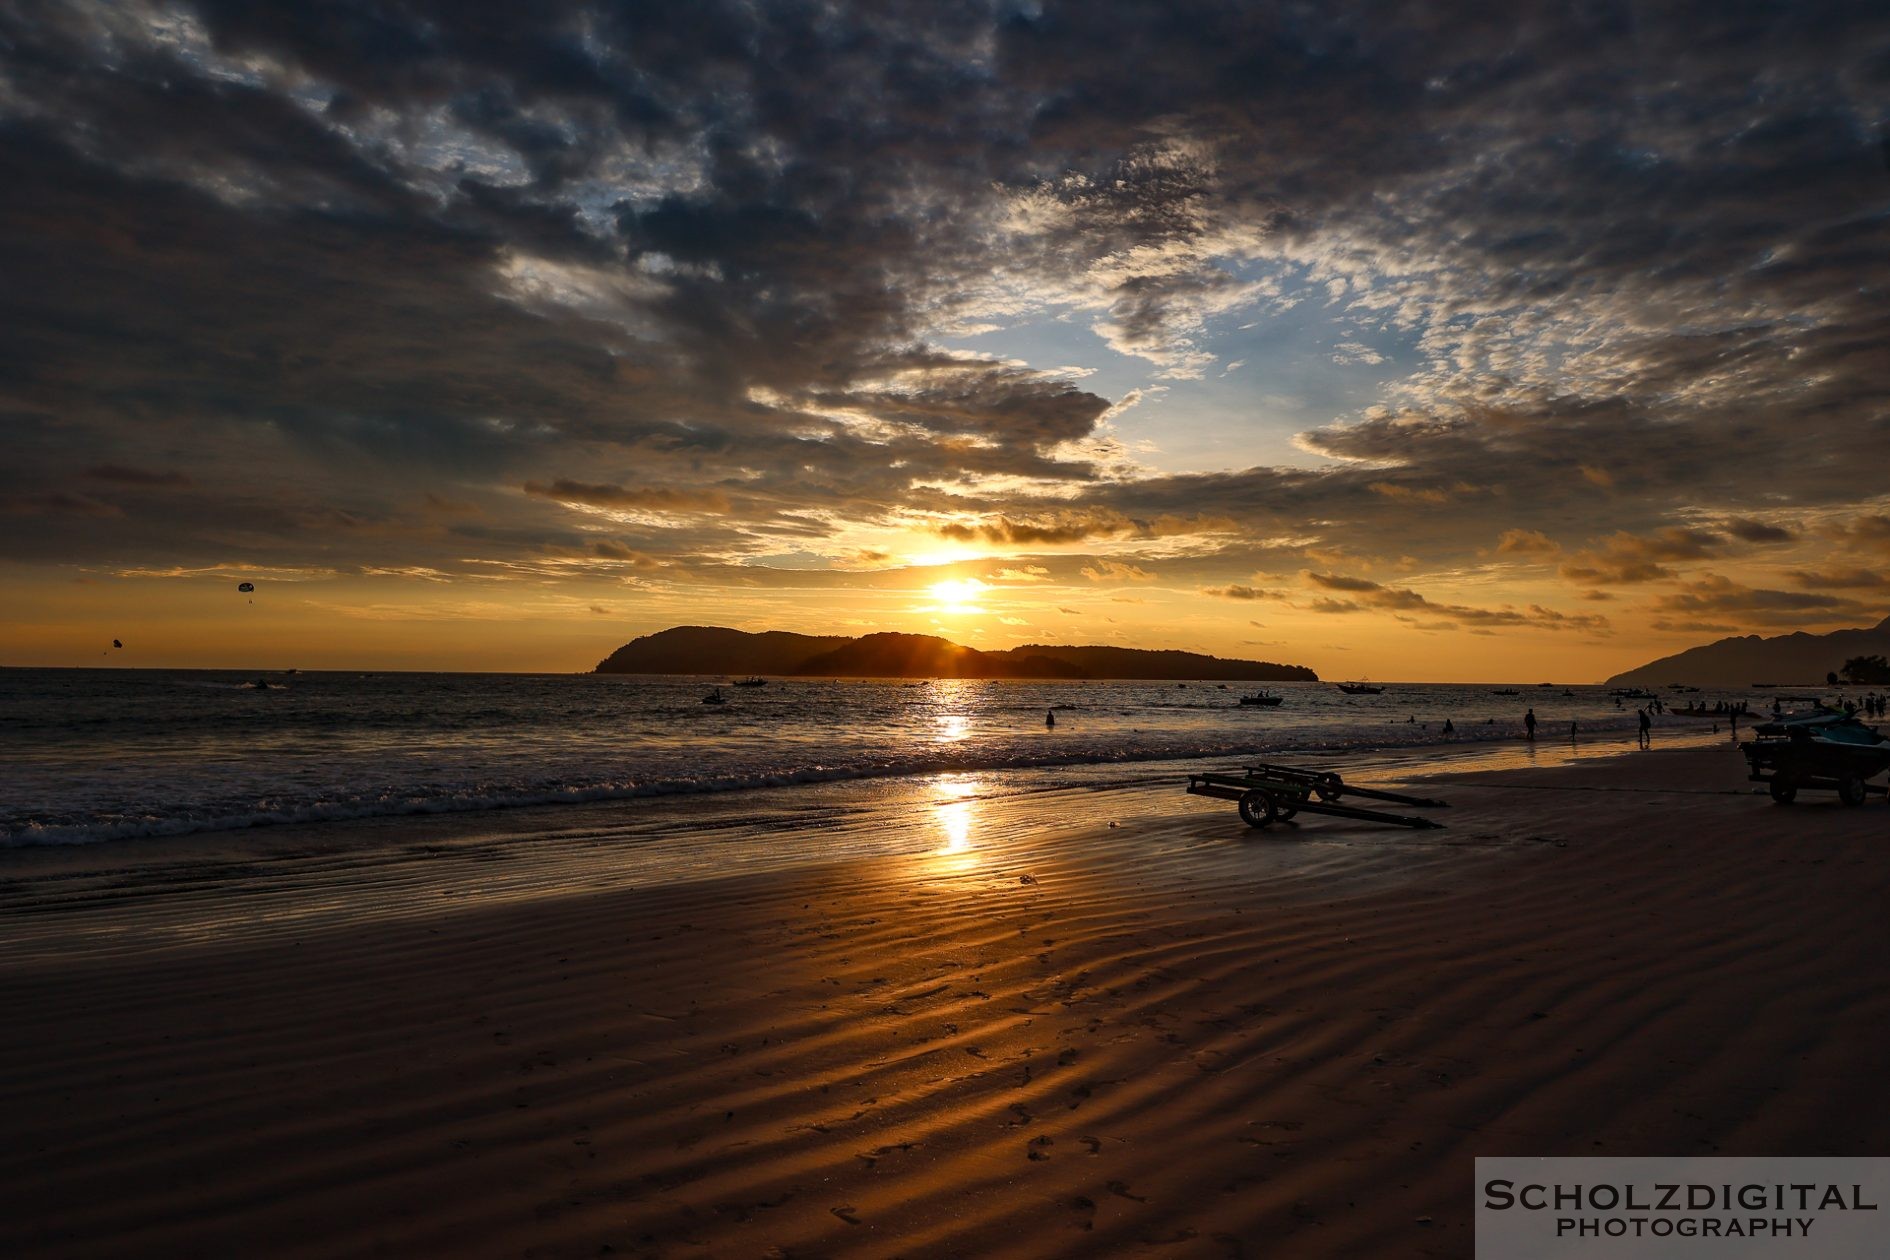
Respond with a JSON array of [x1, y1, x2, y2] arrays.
[[1769, 778, 1796, 804], [1238, 790, 1277, 828], [1838, 774, 1866, 807], [1314, 773, 1342, 802]]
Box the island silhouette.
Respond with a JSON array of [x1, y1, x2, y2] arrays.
[[595, 626, 1318, 681]]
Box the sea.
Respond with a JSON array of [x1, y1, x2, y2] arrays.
[[0, 669, 1762, 848]]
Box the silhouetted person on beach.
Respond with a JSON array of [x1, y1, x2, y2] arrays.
[[1637, 708, 1652, 748], [1442, 719, 1454, 735], [1045, 708, 1055, 728], [1524, 707, 1536, 740]]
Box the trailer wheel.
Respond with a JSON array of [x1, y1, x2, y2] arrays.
[[1238, 790, 1277, 827], [1276, 802, 1298, 821], [1768, 777, 1796, 804], [1838, 774, 1867, 807], [1314, 773, 1342, 801]]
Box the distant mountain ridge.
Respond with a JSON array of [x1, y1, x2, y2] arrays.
[[1604, 615, 1890, 688], [595, 626, 1318, 681]]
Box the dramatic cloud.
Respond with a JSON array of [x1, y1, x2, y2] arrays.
[[1653, 574, 1877, 625], [523, 480, 730, 514], [1494, 529, 1559, 557], [1559, 528, 1726, 586], [3, 0, 1887, 663], [1299, 571, 1611, 634], [1721, 517, 1797, 545], [1789, 568, 1887, 590]]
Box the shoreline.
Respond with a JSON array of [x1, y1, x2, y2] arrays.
[[2, 701, 1723, 854], [0, 723, 1726, 887]]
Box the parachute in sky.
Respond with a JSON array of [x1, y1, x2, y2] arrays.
[[237, 582, 255, 593]]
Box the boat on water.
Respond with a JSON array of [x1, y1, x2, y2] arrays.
[[1238, 690, 1284, 707], [1336, 681, 1383, 695], [732, 677, 767, 687], [701, 688, 726, 705], [1491, 688, 1521, 696]]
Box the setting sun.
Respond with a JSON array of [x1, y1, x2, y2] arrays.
[[928, 578, 989, 615]]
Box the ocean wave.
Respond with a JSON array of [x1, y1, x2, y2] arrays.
[[0, 712, 1668, 848]]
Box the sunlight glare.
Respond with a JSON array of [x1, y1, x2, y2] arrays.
[[931, 775, 983, 863], [928, 577, 988, 614]]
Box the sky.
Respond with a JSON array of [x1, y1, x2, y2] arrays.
[[3, 0, 1889, 679]]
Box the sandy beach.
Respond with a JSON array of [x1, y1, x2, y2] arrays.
[[3, 739, 1886, 1258]]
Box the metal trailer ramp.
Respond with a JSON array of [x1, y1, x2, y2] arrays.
[[1186, 761, 1448, 829]]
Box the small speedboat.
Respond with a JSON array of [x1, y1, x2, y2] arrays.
[[1238, 691, 1284, 707], [702, 688, 726, 705], [1336, 681, 1383, 695], [732, 677, 767, 688]]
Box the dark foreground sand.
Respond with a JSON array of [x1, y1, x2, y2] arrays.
[[2, 743, 1886, 1258]]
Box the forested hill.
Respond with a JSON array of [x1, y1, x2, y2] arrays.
[[595, 627, 1318, 681], [1603, 616, 1890, 687]]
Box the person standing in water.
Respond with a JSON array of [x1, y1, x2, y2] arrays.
[[1045, 708, 1055, 728], [1524, 707, 1537, 740], [1637, 707, 1652, 748]]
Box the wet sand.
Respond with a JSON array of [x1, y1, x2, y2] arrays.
[[2, 742, 1886, 1257]]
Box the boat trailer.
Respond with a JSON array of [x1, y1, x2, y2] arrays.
[[1186, 760, 1449, 829], [1740, 713, 1890, 806]]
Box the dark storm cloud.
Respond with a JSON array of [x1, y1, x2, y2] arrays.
[[1, 0, 1887, 625]]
